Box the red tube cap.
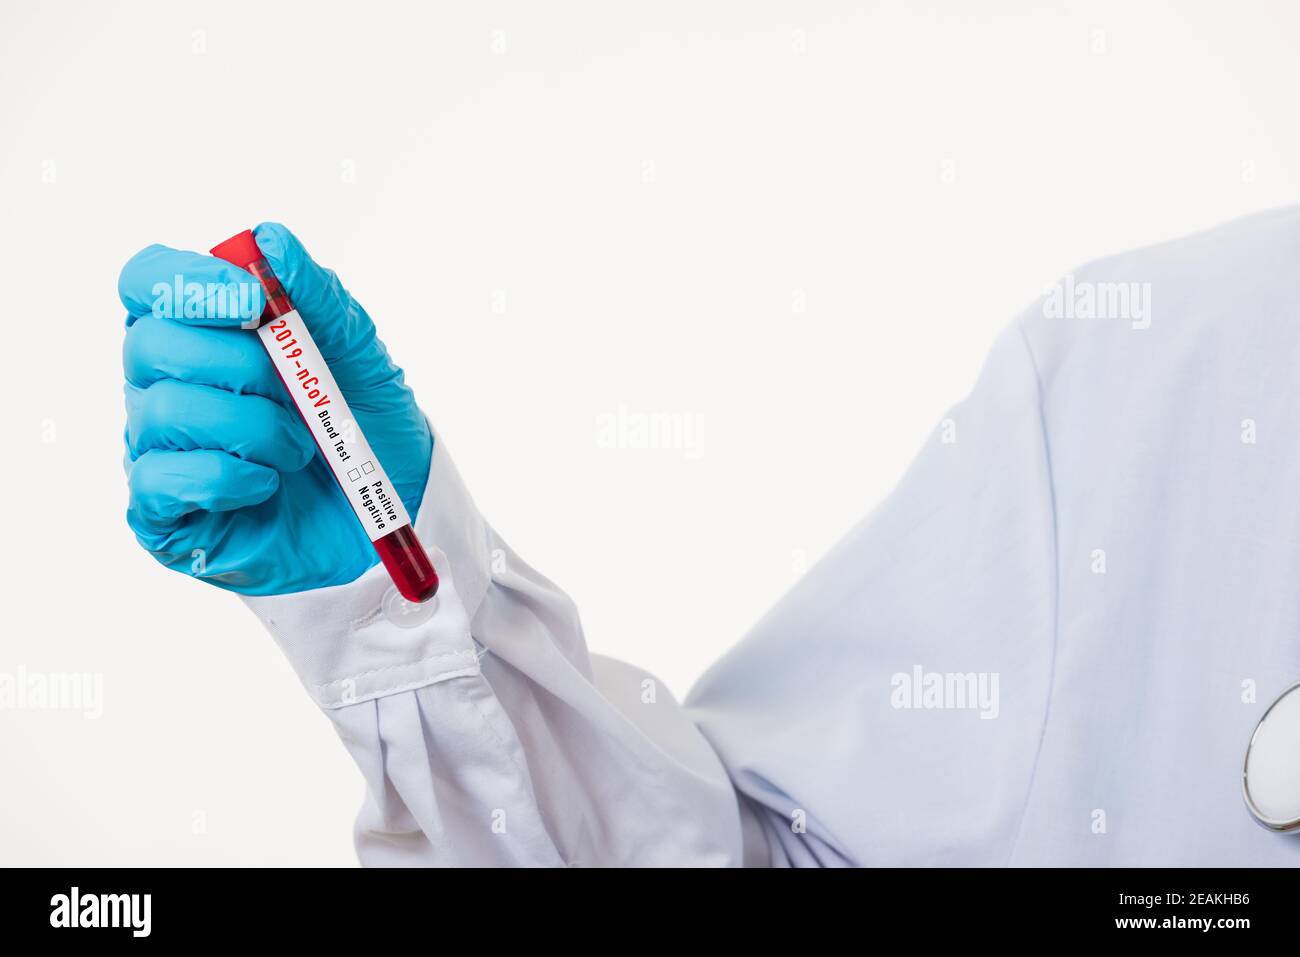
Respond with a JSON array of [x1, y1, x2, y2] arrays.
[[210, 229, 262, 269]]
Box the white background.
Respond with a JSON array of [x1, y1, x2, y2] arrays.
[[1, 0, 1297, 865]]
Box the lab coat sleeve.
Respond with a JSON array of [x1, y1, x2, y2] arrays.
[[685, 319, 1058, 866], [241, 429, 743, 866]]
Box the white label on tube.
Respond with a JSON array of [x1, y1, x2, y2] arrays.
[[258, 310, 411, 542]]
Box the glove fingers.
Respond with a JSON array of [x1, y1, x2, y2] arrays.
[[124, 313, 287, 406], [126, 379, 315, 473], [127, 449, 279, 534], [118, 244, 264, 327]]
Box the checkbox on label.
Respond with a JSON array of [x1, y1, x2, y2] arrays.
[[347, 468, 361, 481], [361, 461, 375, 474]]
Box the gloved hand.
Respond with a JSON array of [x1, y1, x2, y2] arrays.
[[119, 222, 433, 595]]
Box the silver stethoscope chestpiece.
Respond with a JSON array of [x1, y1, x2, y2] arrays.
[[1243, 680, 1300, 832]]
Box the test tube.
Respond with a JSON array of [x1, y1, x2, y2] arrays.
[[211, 230, 439, 603]]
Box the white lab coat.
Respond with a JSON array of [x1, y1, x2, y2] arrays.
[[245, 206, 1300, 866]]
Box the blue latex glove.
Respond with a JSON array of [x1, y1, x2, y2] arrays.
[[119, 222, 433, 595]]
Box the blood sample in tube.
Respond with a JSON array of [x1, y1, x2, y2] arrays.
[[211, 230, 439, 603]]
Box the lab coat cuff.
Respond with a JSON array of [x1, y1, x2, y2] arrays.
[[241, 426, 496, 709]]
